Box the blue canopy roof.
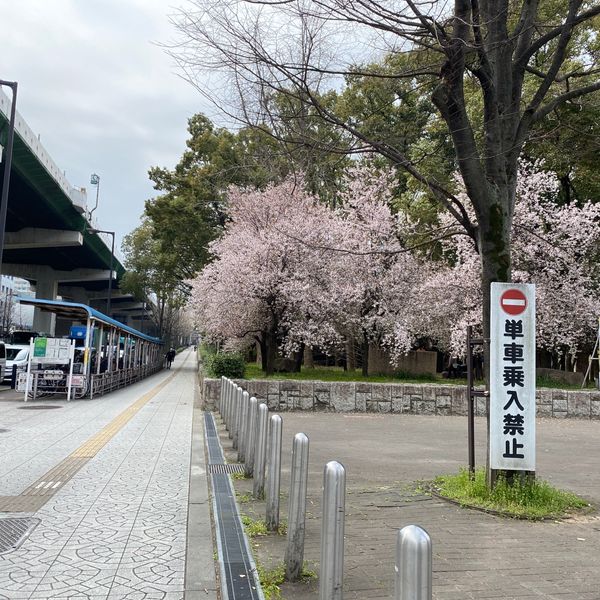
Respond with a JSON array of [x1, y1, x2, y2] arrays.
[[16, 297, 162, 344]]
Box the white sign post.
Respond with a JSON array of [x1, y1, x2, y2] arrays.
[[489, 283, 536, 473]]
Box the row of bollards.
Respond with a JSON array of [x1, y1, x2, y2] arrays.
[[217, 377, 432, 599]]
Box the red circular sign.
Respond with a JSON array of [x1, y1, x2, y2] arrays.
[[500, 289, 527, 315]]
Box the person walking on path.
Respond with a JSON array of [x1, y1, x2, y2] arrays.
[[166, 347, 176, 369]]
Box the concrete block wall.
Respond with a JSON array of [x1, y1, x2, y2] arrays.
[[201, 378, 600, 419]]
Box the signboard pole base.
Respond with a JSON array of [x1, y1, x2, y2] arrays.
[[489, 469, 535, 488]]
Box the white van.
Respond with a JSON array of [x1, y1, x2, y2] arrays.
[[4, 344, 27, 382]]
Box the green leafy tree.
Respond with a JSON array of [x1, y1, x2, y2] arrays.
[[171, 0, 600, 353], [121, 219, 189, 343]]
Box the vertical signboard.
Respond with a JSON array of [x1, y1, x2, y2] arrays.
[[490, 283, 536, 471]]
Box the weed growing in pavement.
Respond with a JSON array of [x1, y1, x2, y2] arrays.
[[276, 519, 287, 536], [257, 563, 285, 599], [434, 468, 589, 519], [241, 515, 268, 537], [298, 563, 317, 581], [232, 471, 250, 480], [237, 492, 252, 503], [256, 561, 318, 599]]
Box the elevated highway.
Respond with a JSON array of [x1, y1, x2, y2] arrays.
[[0, 88, 145, 334]]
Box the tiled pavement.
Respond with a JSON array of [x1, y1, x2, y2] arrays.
[[0, 349, 214, 600]]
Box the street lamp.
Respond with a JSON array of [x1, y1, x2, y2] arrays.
[[0, 79, 18, 280], [89, 173, 100, 220], [88, 228, 115, 316]]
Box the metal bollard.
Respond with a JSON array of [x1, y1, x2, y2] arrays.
[[224, 380, 231, 429], [238, 391, 249, 463], [266, 414, 283, 531], [395, 525, 432, 600], [319, 461, 346, 600], [229, 385, 240, 440], [218, 376, 225, 412], [285, 432, 309, 580], [244, 396, 258, 476], [253, 403, 269, 498], [232, 386, 241, 449], [228, 383, 236, 432]]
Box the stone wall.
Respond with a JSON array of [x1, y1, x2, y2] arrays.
[[201, 378, 600, 419]]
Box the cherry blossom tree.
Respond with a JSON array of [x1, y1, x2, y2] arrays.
[[418, 163, 600, 364], [190, 177, 336, 374]]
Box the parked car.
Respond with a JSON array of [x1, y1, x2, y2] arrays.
[[4, 344, 28, 382]]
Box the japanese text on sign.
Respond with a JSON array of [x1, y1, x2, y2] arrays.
[[490, 284, 536, 471]]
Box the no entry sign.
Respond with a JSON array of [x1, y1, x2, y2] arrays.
[[490, 283, 536, 472], [500, 288, 527, 315]]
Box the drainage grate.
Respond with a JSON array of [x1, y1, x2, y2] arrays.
[[204, 411, 263, 600], [209, 463, 245, 474], [18, 405, 63, 410], [0, 518, 40, 554]]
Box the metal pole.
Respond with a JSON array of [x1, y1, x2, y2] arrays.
[[319, 461, 346, 600], [228, 385, 237, 439], [218, 376, 225, 413], [285, 432, 309, 580], [233, 385, 241, 449], [223, 380, 229, 425], [238, 390, 249, 463], [467, 325, 475, 476], [107, 232, 114, 315], [244, 396, 258, 477], [394, 525, 432, 600], [253, 403, 269, 499], [234, 385, 243, 443], [228, 383, 235, 428], [266, 414, 283, 531], [0, 80, 17, 279]]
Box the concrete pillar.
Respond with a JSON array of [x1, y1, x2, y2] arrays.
[[33, 276, 58, 335]]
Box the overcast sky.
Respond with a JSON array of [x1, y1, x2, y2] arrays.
[[0, 0, 212, 253]]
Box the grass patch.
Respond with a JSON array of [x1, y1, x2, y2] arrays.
[[256, 562, 317, 599], [241, 515, 269, 537], [257, 563, 285, 600], [536, 376, 595, 390], [244, 363, 441, 384], [232, 471, 250, 480], [237, 492, 252, 504], [434, 468, 589, 520], [244, 363, 595, 390], [277, 519, 287, 536]]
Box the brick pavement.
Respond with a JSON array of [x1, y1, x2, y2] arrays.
[[0, 349, 217, 600], [224, 412, 600, 600]]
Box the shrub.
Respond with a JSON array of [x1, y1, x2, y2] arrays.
[[205, 352, 246, 379]]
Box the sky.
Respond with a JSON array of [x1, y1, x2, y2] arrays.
[[0, 0, 213, 254]]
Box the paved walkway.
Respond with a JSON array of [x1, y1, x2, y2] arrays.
[[225, 412, 600, 600], [0, 349, 216, 600]]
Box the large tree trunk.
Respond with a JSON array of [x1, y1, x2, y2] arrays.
[[361, 336, 369, 377], [258, 334, 268, 373], [476, 183, 515, 373], [346, 338, 356, 371], [293, 342, 305, 372], [303, 344, 314, 369], [476, 185, 515, 487]]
